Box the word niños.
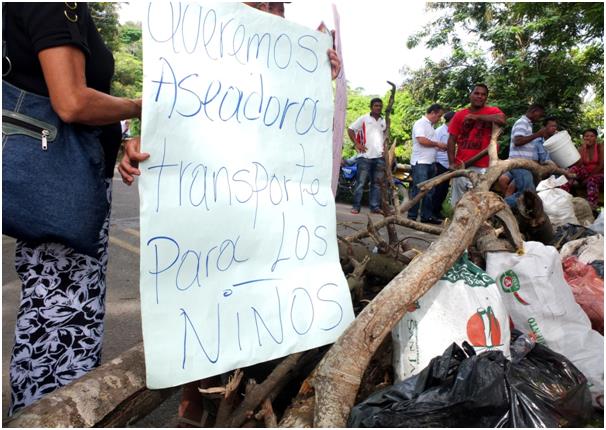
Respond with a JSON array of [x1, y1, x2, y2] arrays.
[[179, 282, 344, 367]]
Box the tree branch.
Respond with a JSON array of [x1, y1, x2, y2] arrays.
[[227, 352, 304, 428]]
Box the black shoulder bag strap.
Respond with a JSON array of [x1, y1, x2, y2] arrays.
[[2, 3, 11, 77]]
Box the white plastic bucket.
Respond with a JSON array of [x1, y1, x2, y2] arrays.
[[543, 130, 581, 168]]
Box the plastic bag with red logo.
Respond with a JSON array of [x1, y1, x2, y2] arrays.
[[562, 256, 604, 334], [486, 241, 604, 408], [392, 252, 510, 381]]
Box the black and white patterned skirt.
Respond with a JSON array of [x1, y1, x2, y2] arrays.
[[8, 180, 112, 415]]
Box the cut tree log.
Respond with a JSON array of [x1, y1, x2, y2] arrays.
[[279, 396, 315, 428]]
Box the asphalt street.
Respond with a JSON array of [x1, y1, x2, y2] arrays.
[[2, 175, 436, 425]]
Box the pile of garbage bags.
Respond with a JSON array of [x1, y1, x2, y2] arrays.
[[350, 334, 593, 427], [381, 212, 604, 427]]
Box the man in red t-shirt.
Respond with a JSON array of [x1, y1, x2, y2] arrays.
[[447, 84, 506, 205]]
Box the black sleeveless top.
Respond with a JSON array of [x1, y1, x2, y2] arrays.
[[4, 2, 122, 177]]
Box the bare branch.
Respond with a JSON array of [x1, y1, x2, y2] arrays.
[[488, 124, 502, 166], [417, 169, 475, 191], [227, 352, 304, 428], [392, 217, 443, 235], [478, 159, 569, 192]]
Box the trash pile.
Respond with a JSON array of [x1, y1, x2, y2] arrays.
[[350, 335, 593, 428], [349, 182, 604, 427]]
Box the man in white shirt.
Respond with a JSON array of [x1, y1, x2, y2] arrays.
[[347, 98, 387, 214], [432, 111, 454, 220], [407, 104, 444, 224]]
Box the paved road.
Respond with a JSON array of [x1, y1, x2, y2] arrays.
[[2, 176, 436, 425]]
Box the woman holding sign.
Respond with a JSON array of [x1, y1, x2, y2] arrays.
[[3, 3, 141, 414], [117, 2, 342, 427]]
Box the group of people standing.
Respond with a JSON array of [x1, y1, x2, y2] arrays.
[[347, 83, 603, 221]]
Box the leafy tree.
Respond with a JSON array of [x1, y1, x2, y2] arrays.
[[89, 3, 121, 52], [111, 21, 143, 99], [89, 4, 143, 135], [406, 2, 604, 148]]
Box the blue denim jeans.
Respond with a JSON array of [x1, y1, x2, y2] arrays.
[[505, 168, 535, 208], [408, 163, 436, 220], [353, 157, 385, 211]]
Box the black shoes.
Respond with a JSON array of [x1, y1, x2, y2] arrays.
[[420, 217, 443, 225]]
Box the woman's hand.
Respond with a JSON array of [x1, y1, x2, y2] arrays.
[[327, 47, 341, 80], [118, 137, 150, 185]]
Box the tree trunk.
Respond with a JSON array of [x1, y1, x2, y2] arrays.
[[279, 396, 315, 428]]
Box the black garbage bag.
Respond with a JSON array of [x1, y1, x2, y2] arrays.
[[505, 340, 593, 427], [348, 343, 510, 427], [589, 260, 604, 278], [550, 223, 598, 250], [348, 335, 592, 428]]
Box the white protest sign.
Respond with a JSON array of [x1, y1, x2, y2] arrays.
[[139, 2, 355, 389]]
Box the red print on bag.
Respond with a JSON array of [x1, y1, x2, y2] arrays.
[[466, 306, 503, 349]]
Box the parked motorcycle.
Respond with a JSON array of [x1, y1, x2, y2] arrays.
[[336, 157, 410, 203]]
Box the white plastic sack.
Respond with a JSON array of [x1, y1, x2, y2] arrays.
[[486, 241, 604, 408], [590, 212, 604, 234], [536, 175, 579, 226], [392, 254, 510, 381]]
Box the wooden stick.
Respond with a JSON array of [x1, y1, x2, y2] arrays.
[[227, 352, 304, 428], [380, 81, 399, 245], [392, 217, 444, 235], [417, 168, 474, 191], [255, 398, 278, 427], [213, 369, 244, 427], [344, 189, 430, 243]]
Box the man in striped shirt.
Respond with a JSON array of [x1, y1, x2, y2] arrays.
[[503, 104, 547, 207]]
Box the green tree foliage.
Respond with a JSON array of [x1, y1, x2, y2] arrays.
[[112, 22, 143, 100], [90, 4, 143, 134], [89, 3, 121, 52], [406, 2, 604, 147]]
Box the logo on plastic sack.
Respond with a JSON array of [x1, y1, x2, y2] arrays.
[[498, 270, 530, 305], [467, 306, 503, 349]]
